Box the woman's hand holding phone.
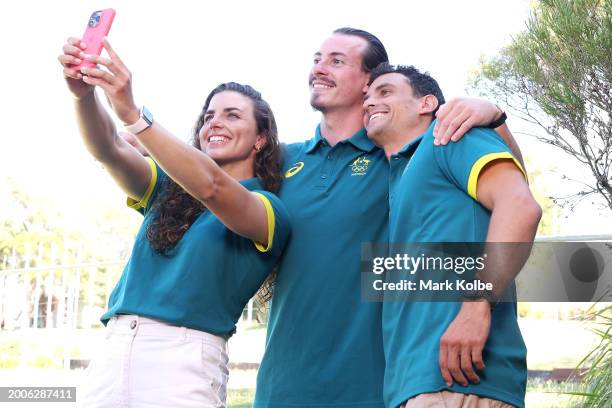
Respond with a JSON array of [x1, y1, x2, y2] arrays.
[[79, 39, 140, 126], [59, 38, 94, 99], [58, 9, 117, 101]]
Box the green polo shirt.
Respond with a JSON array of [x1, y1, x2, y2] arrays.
[[101, 158, 291, 336], [254, 126, 389, 407], [384, 122, 527, 408]]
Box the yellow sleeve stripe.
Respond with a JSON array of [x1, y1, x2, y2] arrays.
[[252, 192, 276, 253], [467, 152, 527, 201], [127, 157, 158, 210]]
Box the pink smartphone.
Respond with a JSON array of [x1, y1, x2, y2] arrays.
[[72, 9, 116, 71]]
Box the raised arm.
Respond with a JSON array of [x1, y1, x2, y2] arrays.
[[75, 39, 270, 246], [133, 122, 270, 247], [59, 37, 151, 201]]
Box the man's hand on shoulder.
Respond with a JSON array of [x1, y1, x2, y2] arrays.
[[433, 97, 504, 145]]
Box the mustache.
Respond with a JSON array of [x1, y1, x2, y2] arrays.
[[309, 75, 336, 87]]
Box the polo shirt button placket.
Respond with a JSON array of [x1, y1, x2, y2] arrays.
[[317, 147, 334, 188], [130, 320, 137, 330]]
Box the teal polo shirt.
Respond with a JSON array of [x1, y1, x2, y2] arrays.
[[101, 158, 291, 336], [254, 126, 389, 407], [384, 122, 527, 408]]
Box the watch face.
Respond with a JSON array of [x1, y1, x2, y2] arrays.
[[141, 106, 153, 125]]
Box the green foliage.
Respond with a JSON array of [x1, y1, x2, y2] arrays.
[[471, 0, 612, 211], [0, 340, 20, 368], [0, 176, 138, 329], [1, 178, 68, 267], [526, 159, 561, 235], [227, 388, 255, 408], [569, 305, 612, 407], [526, 378, 583, 407], [1, 177, 140, 270], [32, 355, 55, 369]]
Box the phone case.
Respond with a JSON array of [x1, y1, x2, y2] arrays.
[[72, 9, 116, 71]]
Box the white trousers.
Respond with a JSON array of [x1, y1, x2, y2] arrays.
[[78, 315, 229, 408]]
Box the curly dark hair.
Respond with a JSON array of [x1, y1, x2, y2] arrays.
[[145, 82, 283, 301]]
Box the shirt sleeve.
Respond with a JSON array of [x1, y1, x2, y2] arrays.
[[250, 190, 292, 257], [126, 157, 167, 215], [433, 127, 526, 202]]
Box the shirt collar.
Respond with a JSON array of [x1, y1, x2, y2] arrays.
[[304, 125, 327, 153], [305, 124, 379, 154], [397, 120, 436, 158], [397, 135, 424, 158], [240, 177, 264, 191]]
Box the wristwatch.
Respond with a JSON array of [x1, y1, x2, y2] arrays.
[[124, 106, 153, 135], [462, 287, 498, 310], [486, 106, 507, 129]]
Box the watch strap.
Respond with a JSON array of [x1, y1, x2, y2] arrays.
[[486, 108, 507, 129], [124, 106, 153, 135]]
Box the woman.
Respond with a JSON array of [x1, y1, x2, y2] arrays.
[[59, 37, 290, 407]]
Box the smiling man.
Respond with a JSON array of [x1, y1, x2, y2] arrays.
[[254, 29, 391, 408], [254, 29, 529, 408], [363, 63, 541, 408]]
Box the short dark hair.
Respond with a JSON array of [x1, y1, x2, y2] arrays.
[[369, 63, 446, 117], [333, 27, 389, 72]]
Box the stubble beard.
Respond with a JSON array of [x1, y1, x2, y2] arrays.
[[310, 94, 327, 113]]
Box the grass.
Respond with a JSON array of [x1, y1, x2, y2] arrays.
[[229, 382, 586, 408], [2, 313, 607, 406], [518, 317, 601, 370], [228, 388, 255, 408], [227, 379, 582, 408], [526, 378, 584, 408], [569, 305, 612, 407], [244, 323, 267, 331]]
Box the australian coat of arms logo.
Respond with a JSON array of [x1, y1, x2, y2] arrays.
[[350, 157, 371, 176]]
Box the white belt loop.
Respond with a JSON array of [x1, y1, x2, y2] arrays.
[[181, 326, 188, 341]]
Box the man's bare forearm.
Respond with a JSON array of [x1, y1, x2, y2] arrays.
[[479, 192, 542, 299]]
